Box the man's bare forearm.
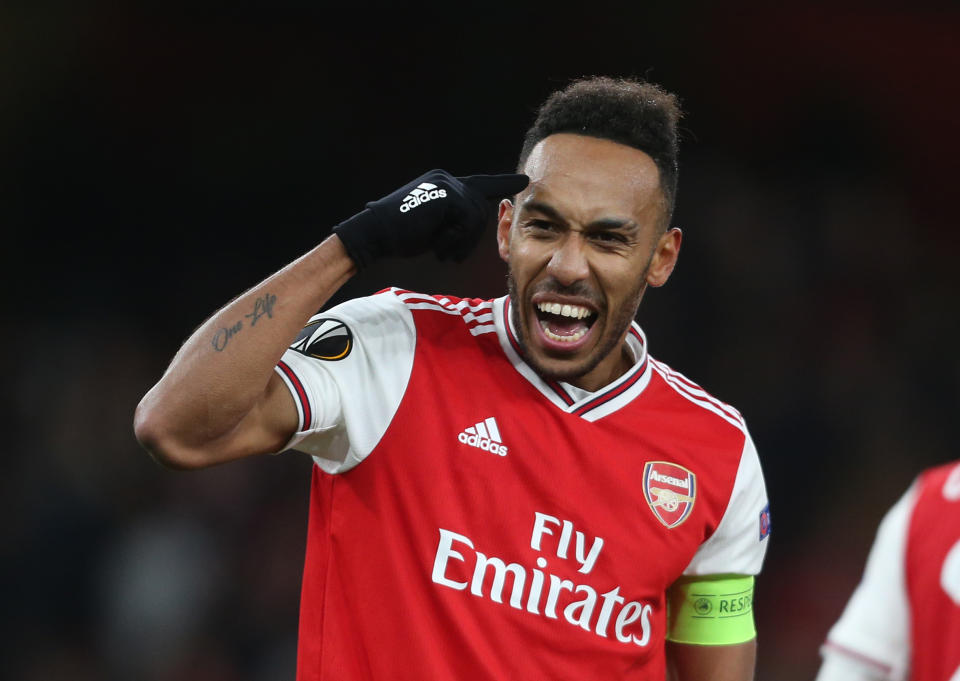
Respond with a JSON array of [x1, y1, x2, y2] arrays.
[[134, 235, 356, 467]]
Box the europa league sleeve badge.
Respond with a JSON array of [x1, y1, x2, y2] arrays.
[[290, 319, 354, 361]]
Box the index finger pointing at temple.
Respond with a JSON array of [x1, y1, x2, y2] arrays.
[[458, 173, 529, 199]]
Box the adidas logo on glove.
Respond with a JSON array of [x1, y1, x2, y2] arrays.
[[400, 182, 447, 213]]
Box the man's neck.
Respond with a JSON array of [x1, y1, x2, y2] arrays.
[[567, 343, 635, 393]]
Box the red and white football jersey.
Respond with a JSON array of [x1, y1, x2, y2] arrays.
[[819, 461, 960, 681], [274, 289, 770, 681]]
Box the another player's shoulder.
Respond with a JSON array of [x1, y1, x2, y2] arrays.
[[647, 356, 747, 436], [918, 459, 960, 486], [915, 459, 960, 503]]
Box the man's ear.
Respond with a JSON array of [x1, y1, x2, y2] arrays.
[[646, 227, 682, 288], [496, 199, 514, 263]]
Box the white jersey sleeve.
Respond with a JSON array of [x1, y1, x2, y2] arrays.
[[816, 482, 918, 681], [272, 291, 415, 474], [682, 430, 769, 576]]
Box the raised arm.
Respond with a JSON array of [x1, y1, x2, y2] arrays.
[[133, 170, 528, 470], [133, 235, 355, 469]]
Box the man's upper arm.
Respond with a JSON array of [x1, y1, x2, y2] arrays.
[[682, 432, 769, 576], [669, 432, 768, 614], [140, 370, 299, 470], [268, 290, 416, 472]]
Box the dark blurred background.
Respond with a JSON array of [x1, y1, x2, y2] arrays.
[[4, 2, 959, 679]]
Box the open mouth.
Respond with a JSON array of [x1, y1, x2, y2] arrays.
[[534, 301, 598, 343]]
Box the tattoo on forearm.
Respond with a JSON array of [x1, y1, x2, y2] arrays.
[[245, 292, 277, 326], [211, 292, 278, 352], [212, 320, 242, 351]]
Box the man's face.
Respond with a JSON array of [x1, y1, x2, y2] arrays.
[[497, 133, 681, 392]]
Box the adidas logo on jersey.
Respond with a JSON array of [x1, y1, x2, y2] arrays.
[[458, 417, 508, 456], [400, 182, 447, 213]]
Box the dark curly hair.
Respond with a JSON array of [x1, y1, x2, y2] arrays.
[[518, 76, 683, 225]]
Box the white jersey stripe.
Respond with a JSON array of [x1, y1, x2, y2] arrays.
[[393, 290, 492, 314], [430, 297, 496, 314], [395, 290, 437, 301], [664, 378, 743, 426], [449, 299, 494, 313], [404, 302, 461, 315], [652, 360, 743, 423], [398, 293, 494, 329], [653, 364, 746, 433], [469, 325, 497, 336], [654, 360, 742, 415], [398, 293, 460, 310]]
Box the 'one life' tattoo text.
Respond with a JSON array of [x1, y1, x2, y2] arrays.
[[211, 292, 278, 352]]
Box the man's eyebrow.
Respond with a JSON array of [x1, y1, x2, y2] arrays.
[[585, 217, 639, 233], [520, 199, 638, 232], [519, 199, 566, 223]]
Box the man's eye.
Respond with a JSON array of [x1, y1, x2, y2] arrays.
[[592, 232, 626, 243], [527, 220, 557, 233]]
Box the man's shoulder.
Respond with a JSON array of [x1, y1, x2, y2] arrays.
[[645, 356, 748, 438], [374, 287, 494, 312], [307, 287, 490, 323], [369, 288, 498, 332], [309, 288, 500, 345]]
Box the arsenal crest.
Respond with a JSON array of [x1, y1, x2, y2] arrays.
[[642, 461, 696, 529]]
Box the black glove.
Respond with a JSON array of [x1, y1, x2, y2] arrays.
[[333, 169, 529, 268]]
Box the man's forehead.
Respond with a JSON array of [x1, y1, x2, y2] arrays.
[[520, 134, 663, 216]]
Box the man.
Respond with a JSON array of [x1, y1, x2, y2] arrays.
[[816, 460, 960, 681], [135, 77, 769, 680]]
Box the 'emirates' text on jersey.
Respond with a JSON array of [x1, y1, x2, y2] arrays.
[[274, 290, 769, 681]]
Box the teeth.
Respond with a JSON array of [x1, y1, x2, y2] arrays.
[[540, 320, 588, 342], [536, 302, 593, 319]]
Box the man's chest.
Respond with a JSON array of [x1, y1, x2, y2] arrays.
[[337, 334, 742, 602]]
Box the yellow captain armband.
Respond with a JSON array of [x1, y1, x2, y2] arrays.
[[666, 575, 756, 645]]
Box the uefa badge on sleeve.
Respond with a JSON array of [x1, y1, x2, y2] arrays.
[[290, 319, 353, 361], [759, 503, 771, 541], [642, 461, 696, 529]]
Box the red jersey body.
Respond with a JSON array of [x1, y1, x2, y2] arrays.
[[906, 463, 960, 681], [275, 290, 769, 680]]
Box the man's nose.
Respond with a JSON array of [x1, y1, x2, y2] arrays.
[[546, 233, 590, 286]]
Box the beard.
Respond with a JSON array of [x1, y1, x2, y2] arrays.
[[506, 270, 647, 385]]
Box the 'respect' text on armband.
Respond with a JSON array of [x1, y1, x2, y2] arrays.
[[665, 575, 756, 645]]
